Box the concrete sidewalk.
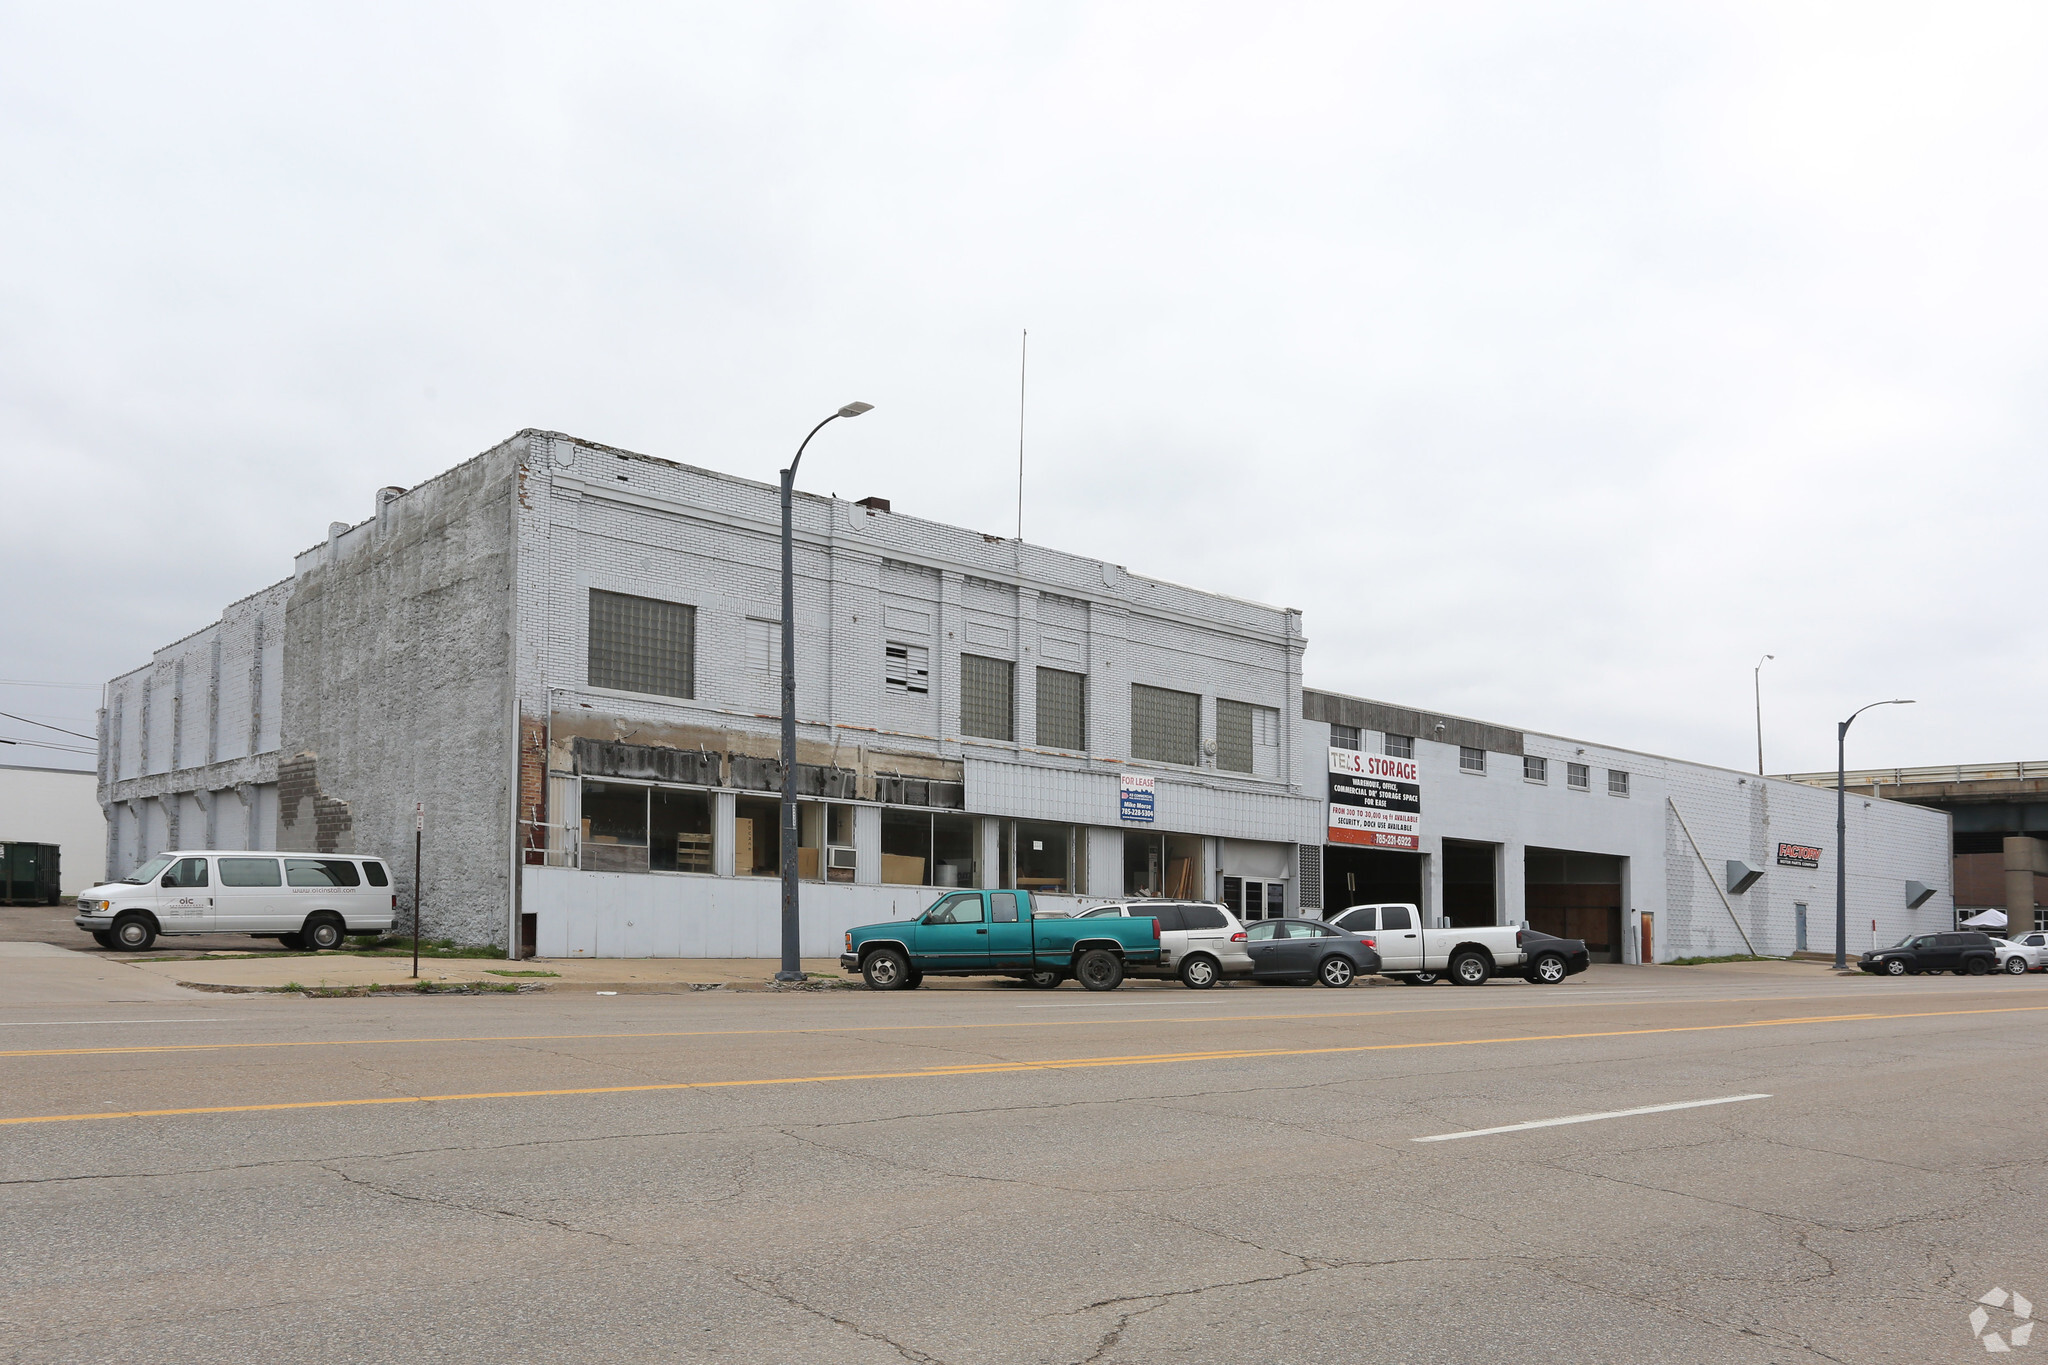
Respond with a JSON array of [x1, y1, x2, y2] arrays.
[[120, 954, 859, 993]]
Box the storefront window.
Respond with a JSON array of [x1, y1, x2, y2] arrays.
[[798, 802, 856, 881], [581, 780, 650, 874], [1002, 820, 1085, 895], [1123, 830, 1203, 898], [733, 794, 781, 876], [882, 809, 980, 887], [650, 788, 713, 873]]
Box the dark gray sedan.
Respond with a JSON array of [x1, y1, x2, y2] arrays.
[[1244, 919, 1381, 987]]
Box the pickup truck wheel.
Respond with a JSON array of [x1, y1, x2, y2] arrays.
[[904, 971, 925, 989], [111, 913, 157, 952], [1967, 958, 1990, 976], [1178, 955, 1221, 990], [862, 949, 912, 991], [1531, 953, 1569, 985], [2006, 956, 2030, 975], [1317, 956, 1354, 988], [1395, 973, 1437, 986], [1450, 952, 1492, 986], [1023, 970, 1065, 989], [1074, 949, 1124, 992]]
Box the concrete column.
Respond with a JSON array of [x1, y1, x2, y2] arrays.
[[711, 791, 737, 878], [980, 816, 1002, 890], [1499, 841, 1525, 929], [2005, 836, 2046, 936], [852, 804, 881, 885]]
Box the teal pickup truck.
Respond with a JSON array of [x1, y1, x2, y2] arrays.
[[841, 889, 1162, 991]]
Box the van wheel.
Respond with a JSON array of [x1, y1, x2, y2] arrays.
[[862, 949, 911, 990], [277, 933, 306, 950], [1318, 956, 1354, 988], [1531, 953, 1569, 984], [303, 915, 346, 951], [1023, 970, 1065, 989], [1450, 952, 1492, 986], [91, 930, 116, 950], [1178, 955, 1221, 990], [1075, 949, 1124, 992], [111, 913, 157, 951]]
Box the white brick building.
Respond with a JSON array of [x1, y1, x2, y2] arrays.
[[97, 429, 1953, 962]]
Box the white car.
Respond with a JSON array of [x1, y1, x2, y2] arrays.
[[74, 850, 399, 952], [1995, 931, 2048, 975], [1074, 900, 1252, 988]]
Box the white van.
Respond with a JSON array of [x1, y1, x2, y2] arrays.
[[73, 851, 399, 952]]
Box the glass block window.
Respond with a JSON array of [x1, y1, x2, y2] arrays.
[[885, 642, 929, 694], [1385, 733, 1414, 759], [1036, 667, 1086, 750], [1567, 761, 1590, 790], [1459, 746, 1486, 774], [1132, 684, 1200, 765], [960, 654, 1014, 741], [1524, 755, 1548, 782], [1608, 769, 1630, 797], [588, 590, 694, 699], [1330, 724, 1360, 751], [1216, 699, 1255, 773]]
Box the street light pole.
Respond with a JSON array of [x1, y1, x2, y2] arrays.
[[1754, 653, 1774, 776], [776, 402, 874, 983], [1835, 698, 1914, 970]]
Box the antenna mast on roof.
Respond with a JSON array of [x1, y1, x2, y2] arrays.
[[1016, 329, 1027, 541]]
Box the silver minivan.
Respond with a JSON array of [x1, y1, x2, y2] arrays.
[[74, 850, 399, 952], [1076, 900, 1252, 988]]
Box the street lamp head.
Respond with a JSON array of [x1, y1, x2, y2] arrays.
[[838, 402, 874, 419]]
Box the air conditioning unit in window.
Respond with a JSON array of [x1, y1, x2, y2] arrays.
[[827, 845, 857, 882]]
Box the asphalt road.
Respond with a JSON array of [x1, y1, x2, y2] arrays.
[[3, 952, 2045, 1365]]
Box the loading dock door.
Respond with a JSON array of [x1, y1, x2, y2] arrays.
[[1524, 848, 1625, 962], [1322, 845, 1421, 916]]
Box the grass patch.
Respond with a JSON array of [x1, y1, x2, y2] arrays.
[[1665, 953, 1783, 966], [484, 969, 558, 978]]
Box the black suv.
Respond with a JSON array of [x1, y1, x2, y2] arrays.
[[1859, 931, 1998, 977]]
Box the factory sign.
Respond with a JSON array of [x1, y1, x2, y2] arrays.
[[1777, 842, 1822, 869]]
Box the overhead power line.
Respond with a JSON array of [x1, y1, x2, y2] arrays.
[[0, 710, 95, 741]]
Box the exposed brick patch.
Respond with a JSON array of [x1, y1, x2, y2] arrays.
[[279, 752, 354, 854]]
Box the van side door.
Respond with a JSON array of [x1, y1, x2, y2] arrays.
[[215, 857, 285, 930], [157, 857, 213, 931]]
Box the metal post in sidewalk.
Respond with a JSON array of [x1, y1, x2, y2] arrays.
[[413, 801, 423, 981]]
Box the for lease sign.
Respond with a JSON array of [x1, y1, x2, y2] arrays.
[[1328, 747, 1421, 850]]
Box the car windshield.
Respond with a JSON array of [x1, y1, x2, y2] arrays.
[[114, 855, 175, 885]]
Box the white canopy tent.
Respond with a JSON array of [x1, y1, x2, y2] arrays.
[[1960, 908, 2008, 930]]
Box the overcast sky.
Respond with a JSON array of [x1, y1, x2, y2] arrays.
[[4, 2, 2044, 776]]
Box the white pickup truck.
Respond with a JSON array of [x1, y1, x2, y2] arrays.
[[1322, 902, 1577, 985]]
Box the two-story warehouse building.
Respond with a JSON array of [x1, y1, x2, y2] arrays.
[[97, 428, 1954, 963]]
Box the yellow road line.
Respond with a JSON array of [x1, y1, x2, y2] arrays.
[[2, 987, 2023, 1060], [4, 1003, 2040, 1128]]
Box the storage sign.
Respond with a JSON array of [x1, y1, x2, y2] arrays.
[[1777, 842, 1822, 869], [1119, 773, 1156, 824], [1328, 748, 1421, 850]]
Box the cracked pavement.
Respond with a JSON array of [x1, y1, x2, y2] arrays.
[[1, 956, 2044, 1364]]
